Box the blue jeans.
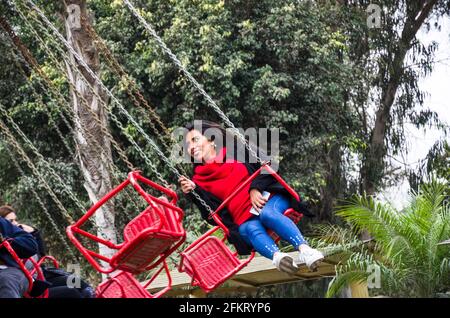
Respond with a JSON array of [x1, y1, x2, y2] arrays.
[[238, 194, 307, 259], [0, 267, 29, 298]]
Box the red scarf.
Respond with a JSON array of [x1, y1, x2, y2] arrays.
[[193, 147, 252, 225]]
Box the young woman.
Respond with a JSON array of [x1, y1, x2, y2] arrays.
[[178, 120, 324, 274]]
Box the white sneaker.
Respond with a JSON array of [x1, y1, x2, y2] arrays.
[[272, 252, 298, 275], [296, 245, 324, 271]]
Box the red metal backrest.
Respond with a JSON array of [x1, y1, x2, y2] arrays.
[[96, 271, 151, 298], [123, 197, 184, 242], [179, 226, 255, 293], [0, 240, 34, 295], [209, 164, 301, 232], [67, 171, 184, 274], [123, 205, 163, 242]]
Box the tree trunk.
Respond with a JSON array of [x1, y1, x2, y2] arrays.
[[63, 0, 117, 263], [319, 143, 342, 221], [362, 0, 438, 196]]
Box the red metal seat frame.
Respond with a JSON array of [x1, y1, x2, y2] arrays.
[[179, 163, 303, 293], [66, 171, 186, 274], [96, 260, 172, 298], [0, 239, 53, 298], [0, 239, 34, 295]]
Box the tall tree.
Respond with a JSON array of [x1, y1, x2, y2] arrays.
[[356, 0, 449, 195], [63, 0, 117, 261]]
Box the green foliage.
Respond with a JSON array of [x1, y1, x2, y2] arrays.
[[317, 181, 450, 297], [0, 0, 449, 289]]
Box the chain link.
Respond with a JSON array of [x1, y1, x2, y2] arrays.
[[81, 16, 174, 151], [123, 0, 263, 164], [5, 144, 78, 261], [23, 0, 175, 179], [11, 5, 162, 211], [21, 0, 217, 215], [0, 116, 75, 224], [0, 103, 89, 213], [8, 47, 75, 156]]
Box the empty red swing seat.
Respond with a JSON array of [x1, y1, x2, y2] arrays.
[[96, 260, 172, 298], [179, 226, 255, 293], [66, 171, 186, 274], [179, 164, 302, 293]]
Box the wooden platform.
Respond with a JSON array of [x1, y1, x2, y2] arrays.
[[144, 251, 343, 297]]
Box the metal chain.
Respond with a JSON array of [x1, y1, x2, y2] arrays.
[[10, 7, 145, 212], [23, 0, 179, 186], [3, 14, 143, 214], [8, 47, 74, 156], [10, 7, 136, 175], [123, 0, 263, 164], [0, 117, 75, 224], [12, 6, 160, 210], [81, 16, 174, 152], [0, 103, 89, 214], [81, 17, 192, 178], [22, 0, 216, 215], [5, 144, 78, 261], [0, 15, 75, 139]]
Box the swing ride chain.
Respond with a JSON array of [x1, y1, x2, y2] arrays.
[[6, 146, 78, 260], [0, 118, 75, 225], [81, 16, 174, 152], [123, 0, 264, 165], [23, 0, 217, 215], [6, 8, 144, 212], [0, 115, 105, 240], [8, 48, 74, 156], [0, 18, 107, 234], [13, 7, 137, 175], [23, 0, 177, 181], [0, 15, 74, 138], [16, 2, 173, 214], [0, 104, 90, 216], [77, 21, 215, 214], [83, 18, 214, 215]]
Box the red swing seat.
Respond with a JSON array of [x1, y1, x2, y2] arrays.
[[96, 260, 172, 298], [179, 164, 302, 293], [0, 239, 51, 298], [179, 226, 254, 293], [66, 171, 186, 274]]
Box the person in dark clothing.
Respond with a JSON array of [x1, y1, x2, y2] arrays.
[[0, 205, 95, 298], [178, 120, 324, 274], [0, 216, 38, 298]]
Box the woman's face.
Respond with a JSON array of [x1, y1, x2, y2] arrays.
[[186, 129, 215, 162], [5, 212, 18, 226]]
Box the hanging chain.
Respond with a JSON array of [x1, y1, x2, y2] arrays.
[[0, 103, 89, 214], [123, 0, 263, 164], [81, 16, 174, 152], [8, 48, 74, 156], [2, 14, 143, 214], [11, 6, 160, 211], [5, 145, 78, 261], [23, 0, 176, 183], [21, 0, 217, 215], [10, 7, 136, 174], [0, 117, 75, 224]]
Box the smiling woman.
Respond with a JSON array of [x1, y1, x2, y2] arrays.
[[178, 120, 324, 275]]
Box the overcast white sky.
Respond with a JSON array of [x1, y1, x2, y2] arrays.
[[380, 16, 450, 209]]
